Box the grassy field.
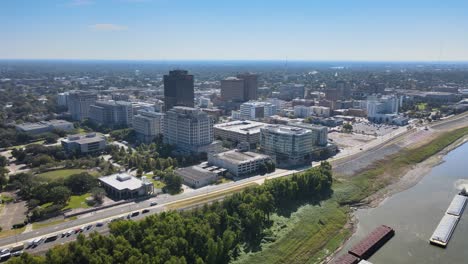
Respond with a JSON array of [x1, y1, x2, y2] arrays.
[[233, 201, 349, 264], [63, 193, 91, 210], [36, 169, 87, 181], [9, 140, 45, 150], [0, 227, 26, 239], [236, 126, 468, 264]]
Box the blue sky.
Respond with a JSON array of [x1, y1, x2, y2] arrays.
[[1, 0, 467, 61]]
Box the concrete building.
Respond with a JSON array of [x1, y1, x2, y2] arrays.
[[237, 73, 258, 101], [366, 95, 401, 123], [88, 100, 133, 127], [99, 173, 154, 200], [278, 84, 305, 100], [16, 120, 74, 135], [221, 77, 245, 101], [214, 120, 268, 147], [133, 110, 165, 143], [240, 101, 276, 120], [288, 122, 328, 146], [163, 107, 214, 152], [294, 105, 330, 118], [61, 133, 106, 154], [164, 70, 194, 111], [260, 125, 314, 165], [67, 91, 97, 121], [209, 150, 271, 177], [175, 166, 218, 188], [57, 92, 69, 107]]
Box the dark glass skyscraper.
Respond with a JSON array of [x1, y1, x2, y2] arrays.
[[237, 73, 258, 101], [164, 70, 194, 111]]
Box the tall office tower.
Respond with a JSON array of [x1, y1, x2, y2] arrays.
[[67, 91, 97, 121], [88, 100, 133, 127], [237, 73, 258, 101], [133, 110, 165, 143], [220, 77, 245, 101], [163, 107, 214, 152], [164, 70, 194, 111]]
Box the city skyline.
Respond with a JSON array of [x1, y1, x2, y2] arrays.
[[2, 0, 468, 61]]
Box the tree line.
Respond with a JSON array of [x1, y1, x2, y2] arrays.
[[8, 162, 333, 264]]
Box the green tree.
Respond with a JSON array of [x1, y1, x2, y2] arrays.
[[90, 187, 106, 204], [49, 186, 71, 205], [65, 172, 97, 194]]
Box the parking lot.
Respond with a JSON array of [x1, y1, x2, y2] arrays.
[[352, 121, 399, 136]]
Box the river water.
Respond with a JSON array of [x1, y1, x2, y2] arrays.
[[337, 141, 468, 264]]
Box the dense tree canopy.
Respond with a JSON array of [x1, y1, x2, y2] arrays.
[[8, 162, 333, 264]]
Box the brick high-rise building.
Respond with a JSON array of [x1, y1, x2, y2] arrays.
[[237, 73, 258, 101], [220, 77, 245, 101]]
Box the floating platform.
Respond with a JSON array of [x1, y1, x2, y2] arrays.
[[446, 194, 467, 217], [429, 214, 459, 248], [333, 253, 360, 264], [348, 225, 395, 259], [429, 193, 467, 248]]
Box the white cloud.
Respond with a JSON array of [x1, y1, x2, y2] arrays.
[[89, 24, 128, 31]]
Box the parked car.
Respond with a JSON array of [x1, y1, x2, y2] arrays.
[[150, 202, 158, 206], [142, 209, 150, 214]]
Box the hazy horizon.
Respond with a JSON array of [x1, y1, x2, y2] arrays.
[[2, 0, 468, 61]]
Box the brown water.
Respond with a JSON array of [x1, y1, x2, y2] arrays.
[[337, 141, 468, 264]]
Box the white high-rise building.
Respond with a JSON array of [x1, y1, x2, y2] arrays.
[[133, 110, 165, 143], [240, 101, 276, 120], [260, 125, 314, 165], [88, 100, 133, 127], [366, 95, 400, 122], [57, 92, 69, 107], [67, 91, 97, 121], [163, 107, 214, 152]]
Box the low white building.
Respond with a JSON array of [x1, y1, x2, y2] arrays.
[[99, 173, 154, 199], [175, 166, 219, 188], [16, 120, 74, 135], [61, 133, 106, 154], [209, 150, 272, 177]]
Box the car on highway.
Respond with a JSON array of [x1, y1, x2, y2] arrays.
[[96, 222, 104, 227], [0, 249, 9, 254], [11, 251, 23, 257], [74, 228, 83, 234], [0, 252, 10, 261], [66, 230, 74, 237], [85, 224, 93, 230], [61, 231, 67, 238], [32, 237, 43, 246], [25, 240, 34, 249], [142, 209, 150, 214], [131, 211, 140, 217], [150, 202, 158, 206]]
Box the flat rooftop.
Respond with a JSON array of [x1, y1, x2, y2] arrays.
[[99, 173, 146, 191], [262, 124, 312, 136], [214, 120, 267, 134], [212, 150, 269, 165], [176, 166, 217, 181], [62, 133, 106, 144]]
